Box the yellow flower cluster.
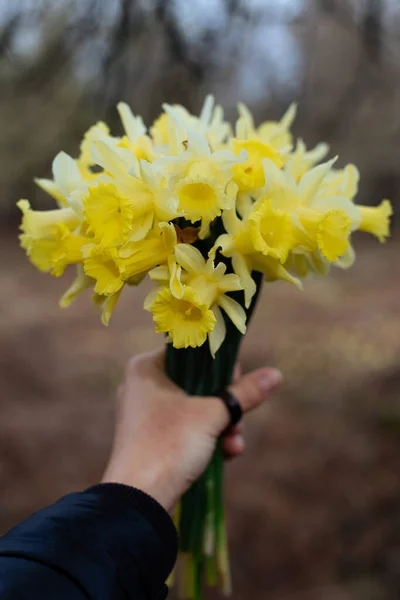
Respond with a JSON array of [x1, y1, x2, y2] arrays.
[[18, 96, 392, 356]]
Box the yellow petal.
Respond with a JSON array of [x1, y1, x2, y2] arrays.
[[254, 254, 303, 290], [218, 273, 243, 294], [170, 262, 184, 299], [209, 305, 226, 358], [232, 254, 256, 308], [217, 295, 246, 334], [101, 288, 123, 326], [35, 178, 68, 207], [149, 265, 170, 283], [175, 244, 205, 274], [144, 286, 160, 311], [60, 265, 93, 308], [128, 211, 154, 243]]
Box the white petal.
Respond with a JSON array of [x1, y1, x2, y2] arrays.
[[139, 159, 158, 186], [68, 188, 87, 217], [199, 95, 214, 124], [306, 142, 329, 164], [343, 164, 359, 199], [236, 193, 253, 219], [218, 294, 247, 334], [298, 158, 337, 205], [280, 102, 297, 129], [237, 102, 255, 132], [117, 102, 146, 141], [211, 149, 241, 169], [52, 152, 83, 197], [91, 139, 137, 176], [175, 244, 205, 274], [208, 305, 226, 358], [187, 129, 210, 157], [262, 158, 296, 201]]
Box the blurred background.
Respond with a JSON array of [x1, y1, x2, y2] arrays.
[[0, 0, 399, 598]]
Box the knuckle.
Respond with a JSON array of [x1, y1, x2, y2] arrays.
[[125, 355, 142, 377]]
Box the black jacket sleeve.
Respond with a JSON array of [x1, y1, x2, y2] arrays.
[[0, 483, 178, 600]]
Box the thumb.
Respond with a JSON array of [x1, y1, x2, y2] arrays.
[[229, 367, 282, 413]]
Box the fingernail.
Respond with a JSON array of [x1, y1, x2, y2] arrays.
[[258, 368, 282, 392]]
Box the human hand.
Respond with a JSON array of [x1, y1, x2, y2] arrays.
[[102, 350, 282, 513]]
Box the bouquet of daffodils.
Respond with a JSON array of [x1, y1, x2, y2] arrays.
[[18, 96, 392, 598]]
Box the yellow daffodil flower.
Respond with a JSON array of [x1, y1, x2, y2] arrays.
[[213, 207, 302, 308], [17, 199, 85, 273], [155, 127, 244, 237], [145, 286, 216, 350], [175, 244, 246, 355], [149, 243, 246, 356], [261, 157, 362, 262], [91, 138, 178, 240]]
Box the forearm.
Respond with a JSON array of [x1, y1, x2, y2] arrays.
[[0, 483, 178, 600]]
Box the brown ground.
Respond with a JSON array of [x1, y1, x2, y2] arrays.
[[0, 227, 399, 600]]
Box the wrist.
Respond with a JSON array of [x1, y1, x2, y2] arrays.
[[102, 460, 179, 513]]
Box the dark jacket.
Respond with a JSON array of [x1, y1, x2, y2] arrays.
[[0, 483, 178, 599]]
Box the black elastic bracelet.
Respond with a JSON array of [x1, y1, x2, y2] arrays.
[[218, 389, 243, 433]]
